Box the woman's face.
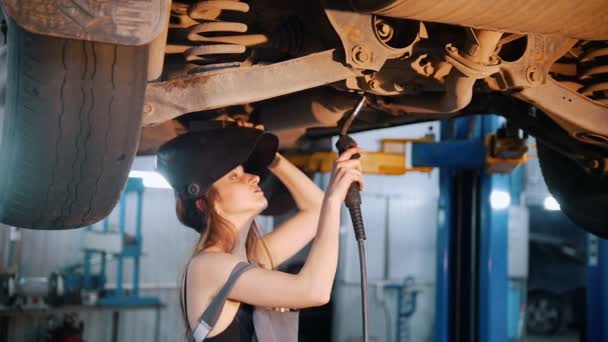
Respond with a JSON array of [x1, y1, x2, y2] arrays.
[[210, 165, 268, 217]]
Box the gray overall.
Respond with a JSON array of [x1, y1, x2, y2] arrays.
[[187, 262, 254, 342], [186, 262, 299, 342]]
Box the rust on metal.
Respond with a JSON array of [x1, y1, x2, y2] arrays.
[[323, 0, 414, 71], [374, 29, 503, 115], [351, 0, 608, 40], [142, 49, 360, 126], [514, 79, 608, 148]]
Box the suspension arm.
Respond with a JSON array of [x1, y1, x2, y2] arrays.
[[142, 49, 360, 126]]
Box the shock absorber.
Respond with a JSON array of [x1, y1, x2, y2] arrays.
[[171, 1, 268, 73], [578, 42, 608, 104]]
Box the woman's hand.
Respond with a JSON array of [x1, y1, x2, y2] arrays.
[[222, 116, 264, 131], [235, 119, 265, 131], [325, 147, 365, 204], [214, 115, 264, 130]]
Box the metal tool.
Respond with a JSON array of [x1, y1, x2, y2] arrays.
[[335, 96, 369, 342]]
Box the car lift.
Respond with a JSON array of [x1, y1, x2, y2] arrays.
[[286, 114, 528, 342], [421, 115, 525, 342]]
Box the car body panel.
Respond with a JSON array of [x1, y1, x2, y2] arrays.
[[1, 0, 169, 46]]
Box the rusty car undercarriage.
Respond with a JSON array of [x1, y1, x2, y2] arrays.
[[140, 0, 607, 153], [0, 0, 606, 235]]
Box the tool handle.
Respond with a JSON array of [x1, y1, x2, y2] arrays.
[[336, 134, 362, 209]]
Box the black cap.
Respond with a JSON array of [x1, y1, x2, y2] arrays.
[[155, 125, 279, 200]]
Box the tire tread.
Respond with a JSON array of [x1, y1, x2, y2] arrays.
[[0, 20, 148, 229]]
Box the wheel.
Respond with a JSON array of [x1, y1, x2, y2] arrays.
[[526, 291, 564, 336], [537, 142, 608, 238], [0, 19, 148, 229]]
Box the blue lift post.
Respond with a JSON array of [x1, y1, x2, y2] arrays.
[[587, 235, 608, 342], [478, 119, 510, 342], [412, 115, 515, 342]]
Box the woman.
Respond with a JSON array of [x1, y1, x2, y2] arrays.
[[156, 121, 364, 341]]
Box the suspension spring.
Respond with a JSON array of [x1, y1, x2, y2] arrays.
[[170, 1, 268, 72], [578, 42, 608, 104]]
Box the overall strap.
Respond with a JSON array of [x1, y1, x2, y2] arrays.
[[189, 262, 255, 342]]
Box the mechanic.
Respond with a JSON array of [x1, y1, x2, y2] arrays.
[[156, 121, 364, 341]]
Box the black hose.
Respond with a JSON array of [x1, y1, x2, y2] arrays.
[[347, 203, 368, 342], [356, 232, 369, 342]]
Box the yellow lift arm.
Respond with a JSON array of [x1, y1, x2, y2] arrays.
[[285, 134, 527, 175], [285, 137, 434, 175]]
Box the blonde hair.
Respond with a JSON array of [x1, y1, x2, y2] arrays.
[[177, 188, 273, 337]]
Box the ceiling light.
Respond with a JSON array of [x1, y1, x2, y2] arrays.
[[543, 196, 561, 211], [490, 190, 511, 210]]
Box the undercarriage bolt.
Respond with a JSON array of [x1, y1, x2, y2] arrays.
[[393, 82, 406, 92], [529, 71, 538, 82], [355, 50, 370, 63], [375, 20, 393, 41], [526, 65, 541, 84], [352, 45, 371, 64], [143, 104, 153, 114], [378, 24, 391, 36]]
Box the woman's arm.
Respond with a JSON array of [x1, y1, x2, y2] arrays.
[[258, 153, 325, 267], [195, 197, 340, 309], [191, 148, 364, 308]]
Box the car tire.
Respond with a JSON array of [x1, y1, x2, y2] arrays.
[[0, 19, 148, 229], [526, 291, 564, 336], [537, 142, 608, 238]]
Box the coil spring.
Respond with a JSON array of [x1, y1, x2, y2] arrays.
[[578, 42, 608, 103], [171, 1, 268, 72]]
